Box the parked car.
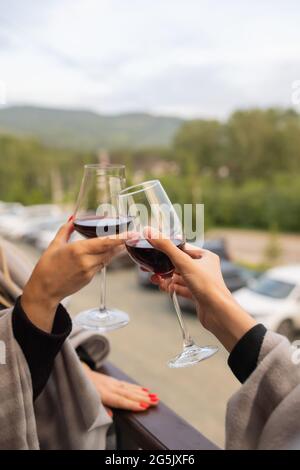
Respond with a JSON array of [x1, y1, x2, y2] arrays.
[[25, 215, 69, 247], [0, 205, 63, 240], [0, 203, 25, 237], [233, 265, 300, 340], [0, 202, 24, 215]]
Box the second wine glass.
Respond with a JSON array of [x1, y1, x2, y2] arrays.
[[119, 180, 218, 368], [73, 164, 130, 331]]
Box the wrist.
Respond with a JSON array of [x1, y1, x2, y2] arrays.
[[81, 362, 98, 383], [81, 361, 94, 376], [21, 282, 59, 333], [203, 286, 257, 353]]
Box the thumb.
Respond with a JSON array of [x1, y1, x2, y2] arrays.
[[52, 220, 74, 245], [144, 227, 190, 272]]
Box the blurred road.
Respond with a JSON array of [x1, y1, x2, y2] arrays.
[[209, 228, 300, 265]]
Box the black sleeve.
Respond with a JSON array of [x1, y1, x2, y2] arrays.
[[76, 345, 96, 370], [12, 296, 72, 401], [228, 323, 267, 383]]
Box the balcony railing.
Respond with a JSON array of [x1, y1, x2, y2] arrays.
[[101, 363, 219, 450]]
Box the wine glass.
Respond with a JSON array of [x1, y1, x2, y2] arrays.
[[119, 180, 218, 368], [73, 164, 130, 331]]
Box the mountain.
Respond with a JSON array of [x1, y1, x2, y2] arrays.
[[0, 106, 183, 150]]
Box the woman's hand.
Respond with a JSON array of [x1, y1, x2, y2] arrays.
[[147, 233, 256, 352], [150, 243, 230, 328], [81, 363, 159, 412], [21, 220, 125, 333]]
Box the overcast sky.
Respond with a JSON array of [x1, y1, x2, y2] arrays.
[[0, 0, 299, 118]]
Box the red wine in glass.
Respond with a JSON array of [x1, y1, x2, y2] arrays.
[[72, 163, 130, 332], [74, 216, 132, 239], [126, 239, 184, 277], [119, 180, 218, 367]]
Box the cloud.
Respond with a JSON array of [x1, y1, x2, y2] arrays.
[[1, 0, 300, 117], [0, 31, 13, 50]]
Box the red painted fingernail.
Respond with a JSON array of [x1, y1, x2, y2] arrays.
[[68, 215, 74, 222], [142, 388, 149, 392], [149, 393, 157, 398], [140, 402, 149, 409], [150, 397, 159, 402]]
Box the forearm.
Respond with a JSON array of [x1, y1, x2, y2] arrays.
[[203, 287, 257, 353], [202, 287, 267, 383], [21, 280, 59, 333]]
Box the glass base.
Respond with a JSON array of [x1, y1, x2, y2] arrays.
[[168, 343, 218, 368], [74, 307, 129, 332]]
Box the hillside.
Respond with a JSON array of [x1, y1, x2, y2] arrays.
[[0, 106, 183, 150]]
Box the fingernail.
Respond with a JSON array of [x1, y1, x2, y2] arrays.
[[68, 215, 74, 222], [150, 397, 159, 403], [140, 402, 150, 409], [142, 388, 149, 392], [149, 393, 157, 398]]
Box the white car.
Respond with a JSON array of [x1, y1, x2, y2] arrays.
[[0, 203, 25, 237], [233, 265, 300, 340]]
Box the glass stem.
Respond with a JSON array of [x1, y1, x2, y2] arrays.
[[99, 266, 108, 316], [170, 290, 194, 348]]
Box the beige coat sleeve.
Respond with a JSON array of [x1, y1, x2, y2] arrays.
[[226, 331, 300, 449]]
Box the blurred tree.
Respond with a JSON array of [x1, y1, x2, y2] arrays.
[[1, 106, 300, 232], [263, 223, 282, 267], [225, 108, 300, 181], [173, 119, 225, 176]]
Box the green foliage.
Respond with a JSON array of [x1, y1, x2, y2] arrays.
[[173, 107, 300, 182], [0, 134, 96, 205], [224, 108, 300, 181], [1, 106, 300, 233], [201, 175, 300, 232], [169, 107, 300, 232], [173, 119, 225, 176], [263, 223, 282, 266]]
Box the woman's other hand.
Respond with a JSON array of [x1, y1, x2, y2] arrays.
[[81, 363, 159, 412]]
